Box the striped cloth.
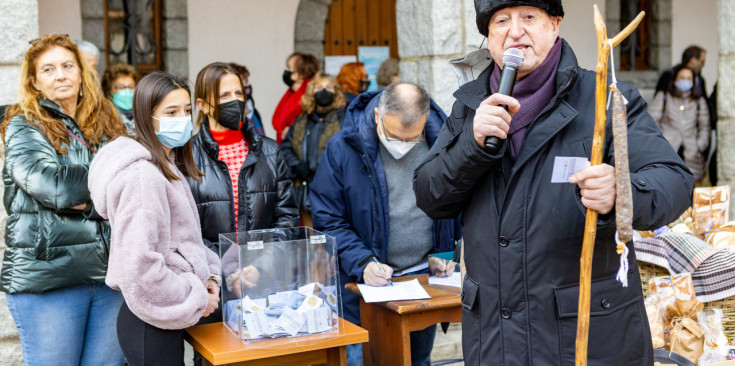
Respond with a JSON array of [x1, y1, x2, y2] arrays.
[[634, 232, 735, 302]]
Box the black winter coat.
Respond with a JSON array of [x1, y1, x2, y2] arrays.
[[414, 40, 693, 365], [187, 120, 299, 254]]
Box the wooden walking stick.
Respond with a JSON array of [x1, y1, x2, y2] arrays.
[[574, 5, 645, 366]]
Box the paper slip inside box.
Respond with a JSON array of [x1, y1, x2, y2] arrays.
[[428, 272, 462, 288], [357, 278, 431, 303]]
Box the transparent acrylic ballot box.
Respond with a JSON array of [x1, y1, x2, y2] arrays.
[[218, 227, 342, 344]]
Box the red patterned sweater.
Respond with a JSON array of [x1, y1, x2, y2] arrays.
[[210, 127, 248, 222]]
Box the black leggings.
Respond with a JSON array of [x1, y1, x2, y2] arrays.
[[117, 301, 184, 366]]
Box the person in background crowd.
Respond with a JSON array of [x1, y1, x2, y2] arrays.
[[75, 40, 100, 71], [656, 45, 708, 100], [229, 62, 265, 136], [376, 58, 400, 89], [273, 52, 319, 144], [280, 72, 347, 226], [413, 1, 694, 364], [0, 105, 7, 121], [188, 65, 298, 356], [311, 82, 461, 366], [650, 65, 710, 183], [89, 71, 221, 366], [1, 33, 127, 366], [337, 62, 370, 103], [102, 63, 139, 136]]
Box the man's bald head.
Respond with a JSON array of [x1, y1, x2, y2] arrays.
[[378, 82, 431, 128]]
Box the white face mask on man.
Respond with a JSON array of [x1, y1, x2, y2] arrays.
[[377, 119, 423, 160]]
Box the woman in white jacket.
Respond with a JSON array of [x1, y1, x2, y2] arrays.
[[89, 72, 221, 365], [649, 65, 711, 182]]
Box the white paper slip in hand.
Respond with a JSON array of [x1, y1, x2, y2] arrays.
[[357, 278, 431, 303], [551, 156, 588, 183], [428, 272, 462, 288]]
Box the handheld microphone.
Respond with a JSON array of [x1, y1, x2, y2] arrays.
[[484, 48, 524, 151]]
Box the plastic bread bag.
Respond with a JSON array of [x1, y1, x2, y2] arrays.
[[645, 293, 666, 348], [693, 186, 730, 239], [697, 308, 729, 365]]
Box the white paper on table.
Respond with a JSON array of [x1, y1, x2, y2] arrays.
[[428, 272, 462, 288], [357, 278, 431, 303]]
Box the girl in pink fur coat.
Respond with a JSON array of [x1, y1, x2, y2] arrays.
[[89, 72, 221, 365]]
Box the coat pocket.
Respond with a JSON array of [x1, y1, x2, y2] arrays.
[[461, 274, 481, 365], [554, 273, 651, 366]]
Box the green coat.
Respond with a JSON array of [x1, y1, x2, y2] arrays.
[[1, 99, 111, 294]]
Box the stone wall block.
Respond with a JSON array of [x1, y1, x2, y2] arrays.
[[399, 60, 418, 84], [80, 0, 105, 18], [717, 56, 735, 119], [0, 340, 23, 366], [431, 0, 463, 56], [163, 19, 188, 50], [164, 49, 188, 79], [651, 0, 672, 21], [295, 41, 325, 62], [0, 294, 18, 341], [0, 66, 21, 106], [396, 0, 433, 58], [163, 0, 188, 18], [719, 0, 735, 53], [428, 56, 457, 114], [463, 0, 484, 51], [295, 0, 329, 43], [82, 19, 106, 52], [0, 0, 38, 64]]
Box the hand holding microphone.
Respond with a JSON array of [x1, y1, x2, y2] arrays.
[[473, 48, 524, 152]]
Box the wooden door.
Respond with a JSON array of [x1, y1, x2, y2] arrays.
[[323, 0, 398, 58]]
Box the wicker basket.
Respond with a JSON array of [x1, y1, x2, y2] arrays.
[[638, 261, 735, 339]]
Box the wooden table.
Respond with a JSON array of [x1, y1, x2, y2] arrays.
[[345, 274, 461, 366], [185, 319, 368, 366]]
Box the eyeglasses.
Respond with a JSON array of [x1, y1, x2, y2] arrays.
[[314, 84, 335, 92], [112, 84, 136, 92], [379, 120, 425, 143], [29, 34, 70, 46]]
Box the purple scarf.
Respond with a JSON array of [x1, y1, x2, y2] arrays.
[[490, 38, 562, 157]]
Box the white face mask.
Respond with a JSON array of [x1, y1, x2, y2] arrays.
[[378, 119, 421, 160]]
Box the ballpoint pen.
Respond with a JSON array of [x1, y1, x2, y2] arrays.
[[372, 257, 393, 286]]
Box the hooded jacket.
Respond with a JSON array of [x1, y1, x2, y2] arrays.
[[310, 90, 462, 325], [414, 40, 693, 365], [89, 137, 221, 330], [1, 99, 111, 294]]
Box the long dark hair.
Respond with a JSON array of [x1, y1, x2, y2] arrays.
[[667, 65, 702, 99], [133, 72, 203, 181]]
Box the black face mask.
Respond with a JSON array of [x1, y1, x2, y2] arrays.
[[218, 99, 245, 130], [358, 80, 371, 93], [282, 70, 295, 88], [314, 90, 334, 107]]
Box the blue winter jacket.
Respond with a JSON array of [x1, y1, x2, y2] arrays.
[[310, 90, 462, 325]]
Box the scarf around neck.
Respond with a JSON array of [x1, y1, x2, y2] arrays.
[[490, 37, 562, 157]]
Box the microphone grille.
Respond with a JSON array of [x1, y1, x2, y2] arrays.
[[503, 48, 524, 68]]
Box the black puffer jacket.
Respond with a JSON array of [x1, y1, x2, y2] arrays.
[[1, 99, 112, 294], [187, 120, 299, 253]]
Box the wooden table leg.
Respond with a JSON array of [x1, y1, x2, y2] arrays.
[[325, 345, 347, 366], [360, 299, 411, 366]]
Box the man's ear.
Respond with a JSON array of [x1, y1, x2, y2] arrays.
[[374, 107, 380, 125], [550, 16, 562, 38]]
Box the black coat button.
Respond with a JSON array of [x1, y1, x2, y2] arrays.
[[498, 236, 510, 247], [501, 308, 512, 319], [601, 298, 611, 309]]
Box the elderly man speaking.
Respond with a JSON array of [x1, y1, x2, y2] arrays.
[[414, 1, 693, 365]]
